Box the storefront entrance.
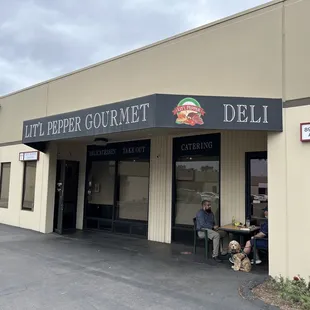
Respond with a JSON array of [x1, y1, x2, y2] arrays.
[[172, 133, 221, 244], [53, 160, 80, 234], [84, 140, 150, 238]]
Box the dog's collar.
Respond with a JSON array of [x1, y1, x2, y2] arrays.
[[232, 251, 248, 258], [241, 251, 248, 257]]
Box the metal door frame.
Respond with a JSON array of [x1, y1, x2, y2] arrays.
[[245, 151, 267, 220], [54, 160, 79, 235]]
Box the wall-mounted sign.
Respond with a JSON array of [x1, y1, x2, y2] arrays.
[[23, 95, 156, 144], [22, 94, 283, 150], [19, 151, 39, 161], [159, 94, 282, 132], [173, 97, 205, 126], [300, 122, 310, 142], [87, 140, 150, 161], [173, 133, 221, 158]]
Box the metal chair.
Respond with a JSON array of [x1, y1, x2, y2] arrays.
[[193, 218, 212, 258]]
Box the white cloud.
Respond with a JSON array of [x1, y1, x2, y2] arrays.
[[0, 0, 270, 95]]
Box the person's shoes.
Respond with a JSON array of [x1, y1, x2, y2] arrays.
[[212, 256, 222, 263], [229, 257, 234, 264], [251, 259, 262, 265]]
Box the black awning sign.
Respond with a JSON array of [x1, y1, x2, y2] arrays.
[[24, 102, 150, 140], [22, 94, 283, 146]]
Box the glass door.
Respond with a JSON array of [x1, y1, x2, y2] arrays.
[[54, 160, 79, 234], [245, 152, 267, 226], [85, 160, 116, 231]]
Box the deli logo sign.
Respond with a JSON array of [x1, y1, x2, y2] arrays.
[[172, 97, 205, 126]]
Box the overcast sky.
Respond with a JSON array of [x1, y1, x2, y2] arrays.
[[0, 0, 270, 96]]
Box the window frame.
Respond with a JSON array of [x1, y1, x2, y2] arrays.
[[83, 140, 151, 238], [245, 151, 267, 221], [0, 162, 11, 209], [171, 133, 221, 244], [21, 161, 37, 212], [173, 156, 220, 227], [116, 159, 150, 223]]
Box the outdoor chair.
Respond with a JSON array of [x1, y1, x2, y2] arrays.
[[253, 237, 268, 266], [193, 218, 224, 259], [193, 218, 211, 258]]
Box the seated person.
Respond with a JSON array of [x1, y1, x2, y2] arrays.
[[243, 206, 268, 265], [196, 200, 226, 262]]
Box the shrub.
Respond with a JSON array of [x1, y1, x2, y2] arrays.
[[270, 275, 310, 309]]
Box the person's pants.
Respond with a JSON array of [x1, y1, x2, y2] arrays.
[[198, 229, 226, 257]]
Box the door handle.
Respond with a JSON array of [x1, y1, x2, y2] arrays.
[[57, 182, 63, 192]]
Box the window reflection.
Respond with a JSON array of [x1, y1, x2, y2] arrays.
[[22, 161, 37, 211], [250, 158, 267, 219], [0, 163, 11, 208], [175, 157, 220, 226], [88, 161, 115, 205], [118, 161, 149, 221]]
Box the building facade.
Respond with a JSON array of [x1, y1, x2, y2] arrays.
[[0, 0, 309, 281]]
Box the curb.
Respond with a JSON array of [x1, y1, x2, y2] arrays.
[[239, 276, 279, 309]]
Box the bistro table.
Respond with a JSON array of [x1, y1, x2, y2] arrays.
[[218, 224, 260, 247]]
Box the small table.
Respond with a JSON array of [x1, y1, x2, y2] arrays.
[[218, 224, 260, 246]]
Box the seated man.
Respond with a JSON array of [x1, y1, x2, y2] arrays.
[[243, 206, 268, 265], [196, 200, 226, 262]]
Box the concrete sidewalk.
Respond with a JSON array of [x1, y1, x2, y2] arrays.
[[0, 225, 273, 310]]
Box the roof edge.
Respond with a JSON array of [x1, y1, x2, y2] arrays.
[[0, 0, 283, 99]]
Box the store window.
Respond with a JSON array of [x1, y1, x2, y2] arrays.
[[22, 161, 37, 211], [90, 161, 115, 205], [85, 140, 150, 237], [175, 157, 220, 225], [0, 163, 11, 208], [245, 152, 267, 225], [172, 133, 221, 244], [117, 161, 149, 221]]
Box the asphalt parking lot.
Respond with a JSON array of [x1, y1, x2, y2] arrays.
[[0, 225, 272, 310]]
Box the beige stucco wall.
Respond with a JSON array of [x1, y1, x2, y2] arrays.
[[284, 0, 310, 100], [148, 136, 173, 243], [0, 85, 48, 144], [269, 105, 310, 281], [0, 141, 85, 233], [221, 130, 267, 225], [45, 2, 282, 116], [267, 0, 310, 281], [0, 144, 53, 232]]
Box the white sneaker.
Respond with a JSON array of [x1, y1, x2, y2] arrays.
[[229, 257, 234, 264], [251, 259, 262, 265]]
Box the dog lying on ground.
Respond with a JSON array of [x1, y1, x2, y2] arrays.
[[228, 240, 251, 273]]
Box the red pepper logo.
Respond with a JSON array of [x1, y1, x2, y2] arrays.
[[173, 97, 205, 126]]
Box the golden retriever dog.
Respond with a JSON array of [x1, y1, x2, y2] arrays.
[[228, 240, 251, 273]]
